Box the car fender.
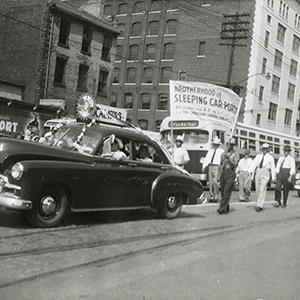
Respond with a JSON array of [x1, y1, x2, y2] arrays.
[[151, 171, 203, 207]]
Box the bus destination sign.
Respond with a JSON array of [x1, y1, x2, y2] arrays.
[[168, 120, 199, 128]]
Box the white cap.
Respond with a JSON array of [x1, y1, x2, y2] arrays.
[[176, 136, 184, 142], [212, 136, 221, 144], [262, 143, 269, 149]]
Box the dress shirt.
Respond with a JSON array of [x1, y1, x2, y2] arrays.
[[236, 157, 253, 173], [202, 147, 224, 169], [275, 155, 296, 175], [250, 152, 276, 180], [173, 147, 190, 166]]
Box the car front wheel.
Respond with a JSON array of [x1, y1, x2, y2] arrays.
[[25, 185, 69, 228], [157, 193, 183, 219]]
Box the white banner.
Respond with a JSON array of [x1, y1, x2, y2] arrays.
[[169, 80, 242, 128], [91, 103, 127, 125]]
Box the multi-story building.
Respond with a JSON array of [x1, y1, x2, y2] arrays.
[[104, 0, 300, 137], [0, 0, 119, 136]]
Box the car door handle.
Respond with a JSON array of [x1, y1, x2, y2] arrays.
[[161, 166, 170, 170], [128, 163, 137, 168]]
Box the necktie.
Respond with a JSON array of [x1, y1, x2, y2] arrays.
[[259, 154, 265, 168], [210, 149, 216, 164]]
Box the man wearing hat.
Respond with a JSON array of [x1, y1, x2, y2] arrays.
[[202, 136, 225, 202], [171, 135, 190, 168], [217, 137, 239, 214], [274, 145, 296, 208], [235, 149, 253, 202], [249, 143, 276, 212]]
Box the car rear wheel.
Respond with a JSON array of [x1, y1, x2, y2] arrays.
[[25, 185, 69, 228], [157, 193, 183, 219]]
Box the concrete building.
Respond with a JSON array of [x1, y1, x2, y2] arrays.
[[0, 0, 119, 136], [104, 0, 300, 136]]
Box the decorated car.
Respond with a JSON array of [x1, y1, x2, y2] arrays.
[[0, 122, 203, 227]]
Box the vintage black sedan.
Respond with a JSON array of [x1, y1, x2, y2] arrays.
[[0, 122, 203, 227]]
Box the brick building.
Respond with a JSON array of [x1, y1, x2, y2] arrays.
[[104, 0, 300, 137], [0, 0, 119, 136]]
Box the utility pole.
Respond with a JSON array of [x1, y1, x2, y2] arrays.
[[219, 12, 250, 88]]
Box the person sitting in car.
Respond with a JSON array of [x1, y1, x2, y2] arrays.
[[101, 136, 127, 161], [137, 145, 153, 162]]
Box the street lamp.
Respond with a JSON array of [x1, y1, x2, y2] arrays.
[[234, 72, 271, 84]]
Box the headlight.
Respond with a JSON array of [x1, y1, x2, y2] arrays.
[[199, 157, 205, 164], [11, 163, 24, 180]]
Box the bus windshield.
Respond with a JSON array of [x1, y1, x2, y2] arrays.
[[161, 129, 209, 145]]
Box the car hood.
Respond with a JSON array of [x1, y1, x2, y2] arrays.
[[0, 137, 91, 165]]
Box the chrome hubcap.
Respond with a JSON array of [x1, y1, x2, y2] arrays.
[[167, 196, 177, 209], [41, 196, 57, 215]]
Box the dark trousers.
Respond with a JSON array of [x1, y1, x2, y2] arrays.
[[219, 168, 236, 213], [275, 168, 291, 206]]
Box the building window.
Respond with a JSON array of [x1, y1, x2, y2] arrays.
[[274, 49, 283, 69], [165, 19, 177, 35], [58, 18, 70, 47], [264, 31, 270, 48], [268, 102, 277, 121], [271, 75, 280, 94], [113, 68, 120, 84], [129, 45, 139, 60], [267, 0, 274, 8], [98, 68, 109, 95], [198, 41, 206, 56], [256, 114, 261, 126], [262, 58, 267, 74], [54, 56, 67, 85], [285, 109, 292, 126], [160, 67, 171, 83], [115, 45, 122, 61], [131, 22, 142, 36], [259, 86, 264, 102], [277, 23, 286, 44], [138, 119, 148, 130], [202, 0, 210, 6], [145, 44, 156, 60], [140, 93, 151, 109], [279, 1, 289, 19], [267, 15, 271, 24], [81, 27, 93, 55], [158, 93, 168, 110], [163, 43, 174, 59], [110, 93, 117, 107], [290, 59, 298, 77], [77, 64, 89, 91], [117, 3, 128, 15], [151, 0, 162, 12], [118, 23, 125, 37], [292, 35, 300, 53], [142, 67, 153, 83], [155, 120, 162, 131], [126, 67, 137, 83], [104, 5, 112, 16], [102, 35, 112, 61], [287, 83, 295, 101], [148, 21, 159, 35], [134, 1, 144, 13], [124, 93, 133, 109]]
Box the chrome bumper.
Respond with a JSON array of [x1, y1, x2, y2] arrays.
[[0, 175, 32, 210]]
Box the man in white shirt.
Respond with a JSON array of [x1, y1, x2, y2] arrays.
[[172, 136, 190, 168], [274, 145, 296, 208], [235, 149, 253, 202], [202, 136, 225, 202], [249, 143, 276, 212]]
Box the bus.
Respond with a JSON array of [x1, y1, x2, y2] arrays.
[[160, 116, 300, 185]]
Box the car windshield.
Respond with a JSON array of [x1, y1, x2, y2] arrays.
[[53, 127, 99, 154]]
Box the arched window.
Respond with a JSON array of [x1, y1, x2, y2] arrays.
[[113, 67, 120, 83], [165, 20, 177, 35], [142, 67, 153, 83], [151, 0, 162, 12], [160, 67, 171, 83], [129, 45, 139, 60], [158, 93, 168, 110], [115, 45, 122, 61], [134, 1, 144, 13], [126, 67, 137, 83], [117, 3, 128, 15], [138, 119, 148, 130], [145, 44, 156, 60], [148, 21, 159, 35], [162, 43, 174, 59], [124, 93, 134, 109], [140, 93, 151, 109], [131, 22, 142, 36], [104, 5, 112, 16]]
